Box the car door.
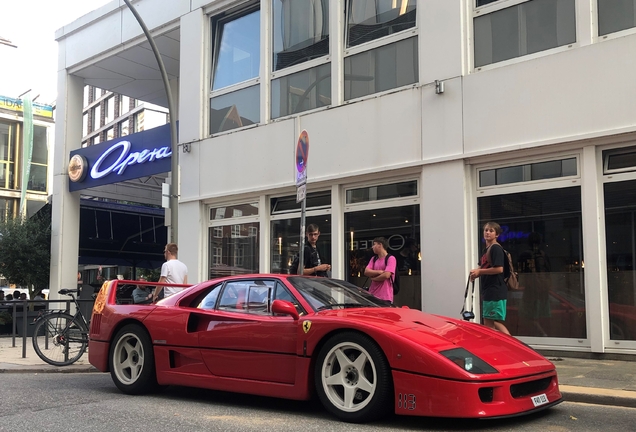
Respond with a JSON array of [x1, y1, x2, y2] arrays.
[[196, 279, 300, 384]]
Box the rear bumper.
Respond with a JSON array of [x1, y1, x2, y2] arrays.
[[88, 339, 110, 372], [392, 369, 562, 418]]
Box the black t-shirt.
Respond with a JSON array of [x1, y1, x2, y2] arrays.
[[479, 244, 507, 301], [304, 244, 328, 277]]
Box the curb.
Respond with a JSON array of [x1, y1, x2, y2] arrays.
[[560, 385, 636, 409], [0, 364, 99, 374]]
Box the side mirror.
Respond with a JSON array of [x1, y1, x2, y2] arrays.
[[271, 299, 299, 320]]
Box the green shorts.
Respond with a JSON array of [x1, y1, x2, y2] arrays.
[[482, 300, 507, 321]]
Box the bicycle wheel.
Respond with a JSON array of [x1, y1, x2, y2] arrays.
[[32, 312, 88, 366]]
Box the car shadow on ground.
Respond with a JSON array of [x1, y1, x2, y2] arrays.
[[103, 384, 556, 430]]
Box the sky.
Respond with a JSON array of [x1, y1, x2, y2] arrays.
[[0, 0, 113, 105]]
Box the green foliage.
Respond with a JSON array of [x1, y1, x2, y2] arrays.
[[0, 215, 51, 299]]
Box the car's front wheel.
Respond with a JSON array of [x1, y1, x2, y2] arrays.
[[315, 332, 392, 423], [109, 324, 158, 394]]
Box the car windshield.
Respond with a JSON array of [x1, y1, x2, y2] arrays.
[[288, 277, 391, 311]]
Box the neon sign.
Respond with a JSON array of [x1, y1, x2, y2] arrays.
[[90, 140, 171, 179], [68, 123, 172, 192]]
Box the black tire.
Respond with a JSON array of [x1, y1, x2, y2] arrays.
[[109, 324, 158, 394], [314, 331, 393, 423], [32, 312, 88, 366]]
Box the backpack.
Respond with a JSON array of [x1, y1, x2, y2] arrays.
[[487, 244, 520, 291], [372, 255, 400, 295]]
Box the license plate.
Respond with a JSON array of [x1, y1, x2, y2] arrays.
[[531, 393, 549, 407]]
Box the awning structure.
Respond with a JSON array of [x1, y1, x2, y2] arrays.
[[79, 199, 167, 268], [40, 199, 167, 269]]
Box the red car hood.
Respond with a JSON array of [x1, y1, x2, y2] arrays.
[[319, 307, 554, 377]]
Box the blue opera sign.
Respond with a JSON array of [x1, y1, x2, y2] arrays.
[[68, 124, 171, 192]]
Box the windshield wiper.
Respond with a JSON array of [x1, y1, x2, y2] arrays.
[[317, 303, 369, 311]]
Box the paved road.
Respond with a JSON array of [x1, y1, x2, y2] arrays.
[[0, 373, 634, 432]]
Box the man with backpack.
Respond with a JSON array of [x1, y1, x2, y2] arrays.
[[469, 221, 511, 335], [364, 237, 397, 304]]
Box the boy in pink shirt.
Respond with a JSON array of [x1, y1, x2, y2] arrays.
[[364, 237, 397, 303]]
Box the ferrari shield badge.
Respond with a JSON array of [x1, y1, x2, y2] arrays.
[[302, 321, 312, 334]]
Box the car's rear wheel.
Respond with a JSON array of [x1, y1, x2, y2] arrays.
[[109, 324, 158, 394], [315, 332, 392, 423]]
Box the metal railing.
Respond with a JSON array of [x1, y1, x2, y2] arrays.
[[0, 298, 96, 359]]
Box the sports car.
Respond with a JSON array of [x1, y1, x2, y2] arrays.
[[89, 275, 562, 423]]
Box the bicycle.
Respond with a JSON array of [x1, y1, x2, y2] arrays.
[[31, 289, 90, 366]]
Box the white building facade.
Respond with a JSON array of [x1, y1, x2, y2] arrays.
[[53, 0, 636, 356]]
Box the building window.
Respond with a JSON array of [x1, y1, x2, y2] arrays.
[[346, 180, 417, 204], [0, 121, 16, 189], [270, 190, 331, 274], [270, 0, 330, 118], [271, 63, 331, 118], [105, 127, 114, 141], [82, 113, 88, 138], [28, 125, 48, 192], [0, 198, 16, 222], [91, 104, 101, 130], [104, 97, 115, 124], [604, 180, 636, 341], [474, 0, 576, 68], [134, 112, 144, 132], [479, 157, 578, 187], [345, 204, 421, 308], [344, 1, 418, 100], [209, 202, 260, 278], [598, 0, 636, 36], [210, 9, 260, 135], [91, 135, 101, 145], [603, 146, 636, 174], [273, 0, 329, 71], [120, 119, 130, 137], [120, 95, 131, 115], [478, 187, 585, 339]]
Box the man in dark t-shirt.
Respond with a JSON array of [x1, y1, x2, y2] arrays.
[[290, 224, 331, 276], [469, 221, 511, 335]]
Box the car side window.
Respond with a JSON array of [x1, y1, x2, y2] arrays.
[[273, 282, 304, 316], [218, 280, 276, 315], [196, 284, 222, 309]]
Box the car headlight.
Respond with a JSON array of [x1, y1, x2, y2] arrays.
[[440, 348, 498, 374]]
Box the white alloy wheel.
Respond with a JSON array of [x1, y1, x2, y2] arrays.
[[320, 341, 377, 413], [112, 332, 146, 385]]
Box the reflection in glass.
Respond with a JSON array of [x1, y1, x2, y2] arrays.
[[346, 180, 417, 204], [208, 222, 260, 279], [209, 202, 259, 221], [346, 0, 417, 48], [32, 127, 48, 165], [344, 37, 418, 100], [474, 0, 576, 68], [479, 158, 577, 187], [604, 180, 636, 341], [345, 205, 420, 309], [273, 0, 329, 71], [271, 64, 331, 118], [210, 85, 260, 134], [212, 10, 261, 90], [271, 217, 331, 274], [0, 198, 15, 222], [28, 165, 47, 192], [598, 0, 636, 36], [478, 187, 585, 339]]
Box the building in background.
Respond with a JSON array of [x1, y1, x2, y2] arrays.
[[52, 0, 636, 357], [0, 95, 53, 220]]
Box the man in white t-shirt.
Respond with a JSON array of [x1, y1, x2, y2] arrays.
[[153, 243, 188, 301]]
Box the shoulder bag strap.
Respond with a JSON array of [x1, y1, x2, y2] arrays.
[[460, 276, 475, 315]]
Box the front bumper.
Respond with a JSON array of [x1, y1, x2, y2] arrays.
[[392, 369, 562, 418]]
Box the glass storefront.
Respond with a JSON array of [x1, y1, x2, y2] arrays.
[[478, 187, 585, 339], [604, 180, 636, 341], [345, 204, 421, 309], [208, 203, 260, 278], [271, 216, 331, 274]]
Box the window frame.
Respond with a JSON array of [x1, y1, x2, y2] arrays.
[[476, 155, 580, 190], [471, 0, 577, 72], [343, 178, 420, 213], [342, 0, 419, 102]]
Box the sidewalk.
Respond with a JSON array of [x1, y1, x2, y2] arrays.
[[0, 336, 635, 409]]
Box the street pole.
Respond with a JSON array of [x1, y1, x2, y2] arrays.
[[123, 0, 178, 244]]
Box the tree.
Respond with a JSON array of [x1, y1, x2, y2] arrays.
[[0, 214, 51, 299]]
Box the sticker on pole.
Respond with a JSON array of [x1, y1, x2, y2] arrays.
[[295, 130, 309, 187]]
